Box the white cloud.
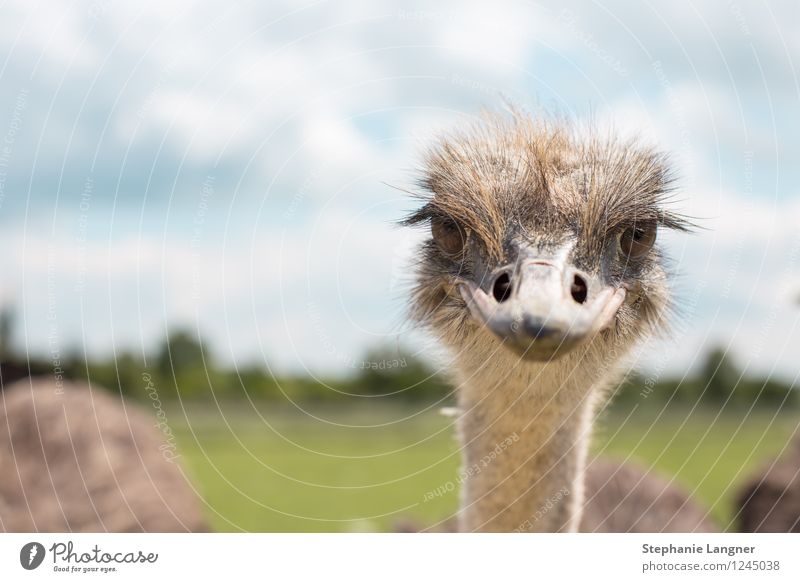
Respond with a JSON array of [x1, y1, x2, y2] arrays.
[[438, 4, 538, 73]]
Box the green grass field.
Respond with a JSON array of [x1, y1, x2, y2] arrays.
[[169, 401, 800, 532]]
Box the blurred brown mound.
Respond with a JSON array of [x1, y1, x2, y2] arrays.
[[395, 458, 718, 533], [582, 458, 716, 532], [0, 378, 208, 532], [736, 440, 800, 533]]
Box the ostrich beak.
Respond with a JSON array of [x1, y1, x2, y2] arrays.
[[457, 258, 626, 361]]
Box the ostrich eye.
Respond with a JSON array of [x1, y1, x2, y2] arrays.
[[431, 215, 466, 256], [619, 223, 657, 259]]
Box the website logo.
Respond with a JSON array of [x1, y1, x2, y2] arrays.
[[20, 542, 46, 570]]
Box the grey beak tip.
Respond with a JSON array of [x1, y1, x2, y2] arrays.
[[520, 317, 559, 341]]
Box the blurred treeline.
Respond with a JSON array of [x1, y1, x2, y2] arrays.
[[612, 346, 799, 409], [69, 330, 453, 403], [0, 321, 797, 409]]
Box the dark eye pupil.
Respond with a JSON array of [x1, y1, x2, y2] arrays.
[[431, 216, 465, 255], [619, 224, 656, 260]]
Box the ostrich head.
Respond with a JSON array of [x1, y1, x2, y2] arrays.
[[405, 112, 689, 379]]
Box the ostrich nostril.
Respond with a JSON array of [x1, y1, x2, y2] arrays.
[[571, 274, 588, 304], [492, 272, 513, 303]]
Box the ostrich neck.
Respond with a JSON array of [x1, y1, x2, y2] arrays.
[[455, 352, 603, 533]]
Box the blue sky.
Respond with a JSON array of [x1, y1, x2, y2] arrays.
[[0, 0, 798, 380]]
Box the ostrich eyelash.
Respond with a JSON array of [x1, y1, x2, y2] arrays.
[[400, 203, 448, 227], [403, 204, 480, 249]]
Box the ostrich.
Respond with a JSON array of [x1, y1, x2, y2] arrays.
[[0, 377, 208, 532], [735, 438, 800, 532], [581, 457, 714, 532], [403, 110, 715, 532]]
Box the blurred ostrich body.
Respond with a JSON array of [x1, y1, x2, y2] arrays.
[[406, 110, 713, 532], [736, 438, 800, 533], [0, 378, 207, 532]]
